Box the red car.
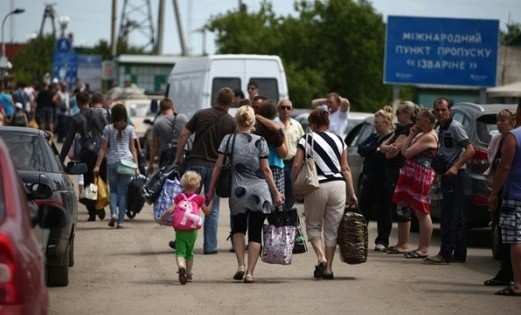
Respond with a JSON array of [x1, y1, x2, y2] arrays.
[[0, 138, 58, 315]]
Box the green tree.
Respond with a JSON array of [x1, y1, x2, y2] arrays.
[[208, 0, 392, 111], [500, 22, 521, 44], [11, 34, 56, 84]]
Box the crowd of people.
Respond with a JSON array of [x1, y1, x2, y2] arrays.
[[2, 77, 520, 296]]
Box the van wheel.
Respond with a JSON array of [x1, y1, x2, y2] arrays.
[[47, 245, 70, 287], [491, 222, 501, 261]]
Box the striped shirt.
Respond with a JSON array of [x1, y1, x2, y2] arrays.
[[102, 124, 137, 166], [297, 131, 345, 183]]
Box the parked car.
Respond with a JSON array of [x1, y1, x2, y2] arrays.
[[0, 137, 66, 314], [118, 98, 157, 144], [344, 103, 517, 238], [0, 127, 86, 287]]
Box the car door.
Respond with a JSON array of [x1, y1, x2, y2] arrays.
[[346, 118, 375, 194]]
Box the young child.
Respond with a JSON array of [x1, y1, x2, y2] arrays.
[[160, 171, 212, 285], [11, 102, 28, 127]]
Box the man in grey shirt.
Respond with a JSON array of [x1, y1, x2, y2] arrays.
[[147, 98, 188, 173]]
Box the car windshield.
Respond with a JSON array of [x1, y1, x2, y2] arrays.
[[1, 134, 47, 172], [476, 114, 500, 144], [128, 102, 152, 117]]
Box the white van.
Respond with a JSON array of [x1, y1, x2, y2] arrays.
[[166, 54, 288, 118]]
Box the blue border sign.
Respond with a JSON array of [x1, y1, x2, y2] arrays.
[[384, 16, 499, 87]]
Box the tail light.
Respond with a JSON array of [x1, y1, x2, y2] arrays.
[[34, 191, 63, 209], [470, 195, 488, 206], [0, 233, 18, 305], [469, 148, 488, 165]]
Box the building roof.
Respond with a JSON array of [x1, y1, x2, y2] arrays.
[[487, 81, 521, 97]]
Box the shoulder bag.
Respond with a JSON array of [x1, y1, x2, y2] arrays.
[[112, 127, 138, 175], [215, 133, 236, 198], [293, 133, 319, 195], [79, 110, 103, 157]]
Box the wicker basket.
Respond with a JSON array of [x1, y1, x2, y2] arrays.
[[337, 209, 368, 264]]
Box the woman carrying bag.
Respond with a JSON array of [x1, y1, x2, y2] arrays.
[[291, 109, 357, 280], [94, 103, 140, 229], [207, 105, 284, 284]]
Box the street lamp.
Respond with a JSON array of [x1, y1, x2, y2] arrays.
[[1, 8, 25, 88], [58, 15, 70, 38]]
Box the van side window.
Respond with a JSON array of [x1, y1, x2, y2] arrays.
[[212, 78, 241, 105], [249, 78, 279, 101]]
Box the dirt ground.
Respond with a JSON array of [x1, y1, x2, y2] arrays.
[[47, 197, 521, 315]]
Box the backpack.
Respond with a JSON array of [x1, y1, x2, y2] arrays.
[[172, 193, 202, 231], [77, 110, 103, 157]]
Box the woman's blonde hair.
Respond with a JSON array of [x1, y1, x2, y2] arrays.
[[394, 100, 419, 121], [497, 108, 516, 126], [235, 105, 255, 128], [181, 171, 201, 191], [375, 106, 395, 130]]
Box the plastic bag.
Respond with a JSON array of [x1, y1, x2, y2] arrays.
[[153, 176, 183, 225], [95, 176, 109, 210]]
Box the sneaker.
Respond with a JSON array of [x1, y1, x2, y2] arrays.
[[116, 224, 124, 229], [108, 215, 116, 227], [374, 244, 387, 252], [423, 254, 449, 265], [186, 274, 193, 282], [178, 267, 187, 285]]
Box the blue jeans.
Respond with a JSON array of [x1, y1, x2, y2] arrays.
[[283, 160, 295, 209], [186, 164, 220, 252], [107, 165, 133, 225], [439, 169, 467, 261]]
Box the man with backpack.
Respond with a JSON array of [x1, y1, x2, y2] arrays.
[[60, 91, 109, 221]]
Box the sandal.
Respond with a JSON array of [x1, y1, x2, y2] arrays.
[[385, 246, 408, 255], [233, 266, 245, 281], [314, 262, 327, 279], [495, 285, 521, 296], [484, 278, 510, 286], [178, 267, 187, 285], [404, 250, 428, 259], [322, 273, 334, 280], [243, 275, 254, 284]]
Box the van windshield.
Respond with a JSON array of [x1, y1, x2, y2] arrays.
[[211, 77, 280, 105]]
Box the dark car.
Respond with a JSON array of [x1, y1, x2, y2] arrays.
[[0, 127, 86, 287], [345, 103, 517, 233], [0, 137, 66, 314]]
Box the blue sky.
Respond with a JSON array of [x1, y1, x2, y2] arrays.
[[1, 0, 520, 55]]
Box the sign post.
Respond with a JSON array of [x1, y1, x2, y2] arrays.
[[52, 37, 77, 89]]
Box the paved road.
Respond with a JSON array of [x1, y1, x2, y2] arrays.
[[47, 197, 521, 314]]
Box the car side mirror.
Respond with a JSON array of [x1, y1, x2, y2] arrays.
[[30, 183, 53, 200]]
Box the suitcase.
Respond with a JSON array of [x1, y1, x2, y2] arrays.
[[337, 204, 368, 264]]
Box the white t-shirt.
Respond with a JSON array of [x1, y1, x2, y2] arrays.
[[329, 109, 349, 137]]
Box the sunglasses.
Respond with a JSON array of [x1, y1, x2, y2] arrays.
[[279, 106, 292, 110], [395, 110, 407, 115]]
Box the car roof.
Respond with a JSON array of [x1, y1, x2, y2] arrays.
[[453, 102, 518, 115], [0, 126, 51, 139]]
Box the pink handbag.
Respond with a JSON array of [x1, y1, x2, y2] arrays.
[[261, 224, 296, 265]]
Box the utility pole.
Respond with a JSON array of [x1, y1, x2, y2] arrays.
[[111, 0, 117, 57], [156, 0, 165, 54], [172, 0, 187, 56], [39, 4, 56, 37], [118, 0, 155, 51]]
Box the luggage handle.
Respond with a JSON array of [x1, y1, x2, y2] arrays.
[[344, 203, 362, 215]]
